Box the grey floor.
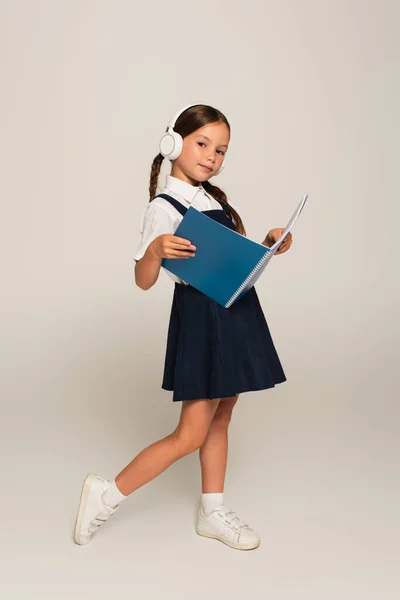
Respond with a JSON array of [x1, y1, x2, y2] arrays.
[[2, 368, 398, 600]]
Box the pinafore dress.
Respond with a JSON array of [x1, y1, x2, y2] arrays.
[[158, 193, 287, 402]]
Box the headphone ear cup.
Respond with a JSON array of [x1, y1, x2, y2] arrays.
[[213, 156, 226, 176], [159, 131, 183, 160]]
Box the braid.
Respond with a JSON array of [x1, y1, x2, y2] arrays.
[[202, 180, 246, 236], [149, 153, 164, 202]]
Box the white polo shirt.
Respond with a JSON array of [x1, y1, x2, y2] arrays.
[[133, 174, 240, 285]]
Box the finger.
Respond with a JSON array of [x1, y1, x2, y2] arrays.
[[167, 242, 196, 252], [170, 239, 196, 249], [172, 236, 193, 246], [168, 249, 196, 258]]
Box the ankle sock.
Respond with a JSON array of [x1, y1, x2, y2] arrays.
[[202, 492, 224, 515], [103, 479, 128, 508]]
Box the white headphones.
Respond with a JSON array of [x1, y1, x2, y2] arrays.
[[159, 104, 226, 176]]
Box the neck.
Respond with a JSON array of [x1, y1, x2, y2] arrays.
[[170, 165, 200, 187]]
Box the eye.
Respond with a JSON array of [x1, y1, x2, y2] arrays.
[[197, 142, 226, 155]]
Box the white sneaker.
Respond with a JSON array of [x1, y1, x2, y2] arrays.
[[74, 473, 120, 545], [196, 504, 261, 550]]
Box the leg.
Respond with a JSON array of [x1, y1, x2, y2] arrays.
[[115, 398, 221, 496], [199, 394, 239, 493], [195, 394, 260, 550], [74, 397, 222, 545]]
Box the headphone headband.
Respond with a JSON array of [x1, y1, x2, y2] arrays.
[[166, 104, 200, 130]]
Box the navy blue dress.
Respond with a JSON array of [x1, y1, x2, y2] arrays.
[[158, 194, 287, 402]]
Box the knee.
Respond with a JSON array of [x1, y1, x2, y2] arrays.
[[173, 429, 208, 458], [212, 410, 232, 428], [213, 397, 238, 427]]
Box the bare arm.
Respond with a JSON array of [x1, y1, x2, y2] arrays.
[[135, 234, 196, 291], [134, 243, 162, 290]]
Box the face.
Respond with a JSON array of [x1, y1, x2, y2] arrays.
[[171, 121, 230, 186]]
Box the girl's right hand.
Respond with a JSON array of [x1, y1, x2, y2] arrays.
[[150, 234, 196, 259]]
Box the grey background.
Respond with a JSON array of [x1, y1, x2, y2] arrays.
[[1, 1, 399, 598]]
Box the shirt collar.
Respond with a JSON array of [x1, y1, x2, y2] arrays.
[[165, 174, 208, 204]]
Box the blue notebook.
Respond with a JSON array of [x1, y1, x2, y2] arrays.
[[162, 194, 308, 308]]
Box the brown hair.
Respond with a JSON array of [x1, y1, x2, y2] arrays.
[[148, 104, 246, 236]]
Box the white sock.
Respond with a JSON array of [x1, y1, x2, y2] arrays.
[[103, 479, 128, 508], [202, 492, 224, 515]]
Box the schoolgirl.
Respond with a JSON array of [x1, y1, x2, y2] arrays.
[[74, 104, 292, 550]]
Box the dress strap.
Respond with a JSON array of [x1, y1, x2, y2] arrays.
[[156, 192, 233, 223], [155, 193, 187, 217], [220, 201, 232, 221]]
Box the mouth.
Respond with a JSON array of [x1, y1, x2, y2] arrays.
[[199, 164, 213, 173]]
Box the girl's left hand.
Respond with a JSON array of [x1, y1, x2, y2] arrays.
[[264, 229, 293, 254]]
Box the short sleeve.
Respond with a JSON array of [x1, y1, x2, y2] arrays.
[[133, 202, 176, 263]]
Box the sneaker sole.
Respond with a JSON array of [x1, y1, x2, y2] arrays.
[[74, 473, 98, 545], [196, 526, 261, 550]]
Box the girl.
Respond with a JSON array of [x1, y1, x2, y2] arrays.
[[74, 104, 292, 551]]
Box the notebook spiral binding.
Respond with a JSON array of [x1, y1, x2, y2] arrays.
[[225, 249, 271, 308]]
